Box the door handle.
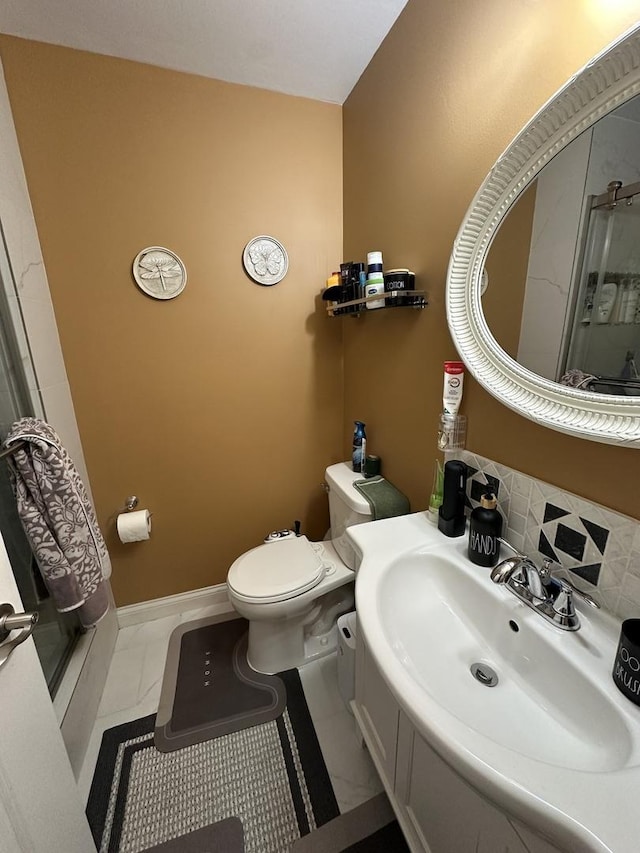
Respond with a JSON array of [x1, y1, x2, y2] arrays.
[[0, 603, 39, 669]]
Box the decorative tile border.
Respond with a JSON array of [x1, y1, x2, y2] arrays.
[[449, 450, 639, 620]]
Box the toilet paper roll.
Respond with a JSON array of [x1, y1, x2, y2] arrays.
[[117, 509, 151, 543]]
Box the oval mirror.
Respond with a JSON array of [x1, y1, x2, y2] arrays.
[[447, 24, 640, 446]]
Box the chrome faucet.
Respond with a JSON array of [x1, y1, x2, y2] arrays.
[[490, 538, 599, 631]]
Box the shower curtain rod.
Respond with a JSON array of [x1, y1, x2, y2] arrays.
[[0, 440, 27, 461]]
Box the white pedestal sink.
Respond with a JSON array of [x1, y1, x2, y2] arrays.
[[349, 512, 640, 852]]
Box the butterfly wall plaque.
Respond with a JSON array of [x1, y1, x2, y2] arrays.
[[242, 236, 289, 286]]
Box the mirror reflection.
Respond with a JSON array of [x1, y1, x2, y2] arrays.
[[484, 93, 640, 396]]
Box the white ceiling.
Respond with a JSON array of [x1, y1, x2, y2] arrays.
[[0, 0, 409, 104]]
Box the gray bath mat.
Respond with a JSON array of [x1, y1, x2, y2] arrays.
[[143, 816, 244, 852], [155, 614, 286, 752], [86, 669, 339, 853]]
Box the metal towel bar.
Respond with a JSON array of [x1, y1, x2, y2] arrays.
[[0, 440, 28, 461]]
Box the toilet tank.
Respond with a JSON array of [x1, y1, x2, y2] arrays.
[[325, 462, 373, 569]]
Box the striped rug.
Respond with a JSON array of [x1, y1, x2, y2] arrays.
[[86, 669, 339, 853]]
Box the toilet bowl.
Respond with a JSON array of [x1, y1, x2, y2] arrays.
[[226, 462, 373, 674]]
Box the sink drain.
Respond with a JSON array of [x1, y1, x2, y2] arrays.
[[470, 662, 499, 687]]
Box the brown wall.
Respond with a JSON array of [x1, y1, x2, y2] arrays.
[[0, 37, 344, 605], [343, 0, 640, 517]]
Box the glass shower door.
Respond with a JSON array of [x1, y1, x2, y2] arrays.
[[0, 229, 80, 696], [564, 185, 640, 391]]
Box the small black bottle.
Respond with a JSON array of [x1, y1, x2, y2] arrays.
[[468, 493, 503, 567]]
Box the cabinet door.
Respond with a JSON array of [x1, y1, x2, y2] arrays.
[[355, 636, 399, 788], [395, 713, 561, 853]]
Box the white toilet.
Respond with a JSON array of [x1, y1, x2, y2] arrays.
[[226, 462, 373, 673]]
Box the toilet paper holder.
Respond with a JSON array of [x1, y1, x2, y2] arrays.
[[124, 495, 139, 512]]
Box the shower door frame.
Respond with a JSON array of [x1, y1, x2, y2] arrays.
[[0, 223, 87, 697]]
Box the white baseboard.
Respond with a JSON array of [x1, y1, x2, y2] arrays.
[[116, 583, 232, 628]]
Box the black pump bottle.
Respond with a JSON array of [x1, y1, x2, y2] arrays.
[[468, 493, 503, 566]]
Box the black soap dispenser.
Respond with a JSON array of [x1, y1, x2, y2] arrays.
[[438, 460, 467, 537], [468, 493, 503, 567]]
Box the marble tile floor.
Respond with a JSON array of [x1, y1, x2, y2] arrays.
[[77, 605, 384, 815]]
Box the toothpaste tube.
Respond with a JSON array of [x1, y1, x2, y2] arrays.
[[443, 361, 464, 415]]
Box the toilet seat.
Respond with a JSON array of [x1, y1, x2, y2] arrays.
[[227, 535, 326, 604]]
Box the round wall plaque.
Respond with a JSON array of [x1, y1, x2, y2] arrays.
[[242, 236, 288, 286], [132, 247, 187, 300]]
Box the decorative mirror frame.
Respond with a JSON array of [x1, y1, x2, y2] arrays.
[[447, 24, 640, 446]]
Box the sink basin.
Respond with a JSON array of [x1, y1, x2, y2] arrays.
[[349, 512, 640, 853], [380, 553, 631, 772]]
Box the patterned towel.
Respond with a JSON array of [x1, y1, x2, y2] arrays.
[[559, 369, 598, 389], [4, 418, 111, 627]]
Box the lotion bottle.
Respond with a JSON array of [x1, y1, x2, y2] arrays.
[[366, 251, 385, 309], [468, 493, 503, 567]]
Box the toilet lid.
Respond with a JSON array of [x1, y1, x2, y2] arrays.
[[227, 535, 326, 602]]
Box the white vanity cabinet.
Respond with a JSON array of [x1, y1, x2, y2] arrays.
[[354, 625, 400, 787], [354, 634, 562, 853]]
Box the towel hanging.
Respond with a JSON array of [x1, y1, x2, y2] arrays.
[[3, 418, 111, 627]]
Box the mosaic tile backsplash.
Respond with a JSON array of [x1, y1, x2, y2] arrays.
[[451, 450, 640, 621]]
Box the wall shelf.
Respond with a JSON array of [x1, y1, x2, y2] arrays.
[[325, 290, 427, 316]]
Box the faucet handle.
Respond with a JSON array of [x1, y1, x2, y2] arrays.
[[557, 576, 600, 609], [539, 558, 556, 581], [539, 558, 600, 609], [497, 537, 526, 559]]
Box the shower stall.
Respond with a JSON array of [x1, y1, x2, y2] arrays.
[[564, 179, 640, 394], [0, 227, 81, 696]]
